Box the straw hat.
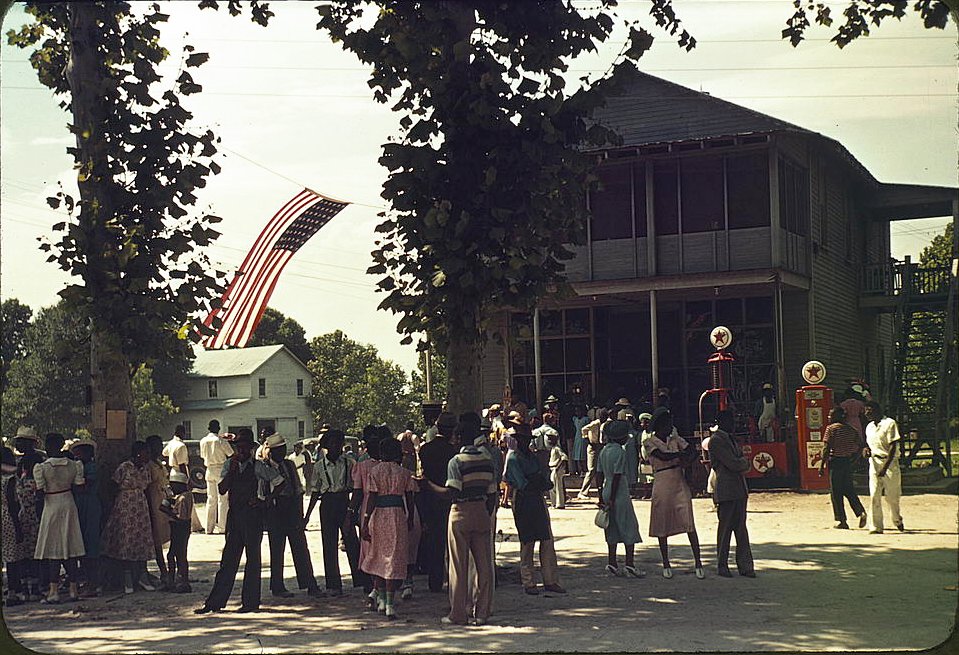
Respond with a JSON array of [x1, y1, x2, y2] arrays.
[[264, 433, 287, 449], [15, 426, 40, 443], [68, 437, 98, 454]]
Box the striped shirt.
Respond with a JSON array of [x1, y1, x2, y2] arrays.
[[823, 422, 863, 458], [446, 445, 496, 501]]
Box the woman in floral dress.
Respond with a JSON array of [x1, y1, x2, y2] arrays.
[[144, 435, 171, 588], [2, 447, 24, 605], [14, 453, 43, 600], [360, 439, 416, 620], [101, 441, 155, 593], [350, 430, 383, 600]]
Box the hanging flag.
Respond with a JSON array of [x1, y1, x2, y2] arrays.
[[200, 188, 349, 349]]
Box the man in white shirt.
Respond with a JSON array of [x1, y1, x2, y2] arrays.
[[163, 425, 190, 477], [200, 420, 234, 534], [864, 401, 904, 534]]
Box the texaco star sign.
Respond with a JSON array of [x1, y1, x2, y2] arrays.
[[709, 325, 733, 350], [802, 360, 827, 385]]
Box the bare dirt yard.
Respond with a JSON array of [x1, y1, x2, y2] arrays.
[[2, 490, 956, 653]]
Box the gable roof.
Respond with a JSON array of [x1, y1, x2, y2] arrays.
[[190, 344, 309, 378], [591, 69, 812, 147]]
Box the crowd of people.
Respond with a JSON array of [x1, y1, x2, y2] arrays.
[[1, 383, 905, 625]]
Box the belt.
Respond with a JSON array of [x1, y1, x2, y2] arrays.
[[655, 464, 681, 473], [375, 494, 405, 508], [44, 488, 73, 495], [322, 490, 349, 496], [452, 496, 486, 505]]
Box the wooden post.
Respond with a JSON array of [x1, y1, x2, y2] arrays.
[[533, 307, 543, 412]]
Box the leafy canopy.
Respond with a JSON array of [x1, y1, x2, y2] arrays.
[[318, 1, 694, 355], [248, 307, 312, 365]]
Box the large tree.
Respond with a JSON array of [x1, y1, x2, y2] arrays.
[[6, 1, 271, 474], [318, 1, 694, 413], [307, 330, 415, 434], [1, 299, 33, 394], [247, 307, 312, 364]]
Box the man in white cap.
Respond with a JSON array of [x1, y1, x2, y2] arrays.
[[200, 420, 233, 534]]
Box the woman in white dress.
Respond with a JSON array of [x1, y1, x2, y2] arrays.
[[33, 433, 86, 603], [642, 408, 704, 579]]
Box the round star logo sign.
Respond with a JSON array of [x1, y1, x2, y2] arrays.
[[802, 360, 827, 385], [752, 451, 775, 474], [709, 326, 733, 350]]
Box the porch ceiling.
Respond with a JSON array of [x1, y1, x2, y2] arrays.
[[866, 183, 957, 221]]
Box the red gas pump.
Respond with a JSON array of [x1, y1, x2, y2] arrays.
[[795, 360, 832, 491], [697, 326, 735, 429]]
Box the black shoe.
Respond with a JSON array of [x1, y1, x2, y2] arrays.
[[834, 522, 849, 529], [236, 605, 258, 613], [740, 571, 757, 578], [194, 605, 219, 614], [272, 589, 294, 598], [895, 520, 905, 532], [717, 569, 733, 578]]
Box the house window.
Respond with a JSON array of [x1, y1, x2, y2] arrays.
[[258, 378, 267, 397], [298, 421, 305, 439], [726, 152, 770, 229], [181, 420, 192, 439], [208, 380, 218, 399], [296, 379, 304, 397], [680, 156, 724, 233], [653, 161, 679, 235], [590, 163, 633, 240], [778, 157, 809, 237]]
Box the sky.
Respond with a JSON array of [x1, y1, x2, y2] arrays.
[[1, 1, 956, 373]]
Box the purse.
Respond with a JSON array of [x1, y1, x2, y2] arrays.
[[682, 447, 709, 494], [594, 507, 610, 529]]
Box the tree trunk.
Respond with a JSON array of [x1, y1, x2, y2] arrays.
[[445, 327, 484, 415], [65, 3, 136, 486]]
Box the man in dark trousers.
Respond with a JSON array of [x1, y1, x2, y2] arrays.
[[195, 429, 271, 613], [260, 432, 322, 598], [708, 409, 755, 578], [417, 412, 460, 592], [303, 428, 367, 595]]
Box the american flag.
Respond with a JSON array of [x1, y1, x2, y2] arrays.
[[201, 188, 349, 349]]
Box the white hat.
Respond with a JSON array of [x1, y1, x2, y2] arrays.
[[265, 433, 287, 449], [68, 437, 98, 453], [169, 470, 189, 485]]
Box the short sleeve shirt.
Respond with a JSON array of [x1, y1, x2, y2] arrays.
[[865, 417, 900, 459], [446, 445, 496, 500], [163, 437, 189, 469]]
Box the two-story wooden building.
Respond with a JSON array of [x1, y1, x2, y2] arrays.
[[162, 344, 314, 441], [479, 70, 957, 436]]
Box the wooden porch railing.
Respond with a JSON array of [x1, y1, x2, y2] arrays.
[[861, 258, 950, 297]]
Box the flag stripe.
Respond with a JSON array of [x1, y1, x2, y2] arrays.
[[218, 249, 290, 347], [201, 189, 318, 339], [231, 249, 295, 348], [211, 192, 320, 338]]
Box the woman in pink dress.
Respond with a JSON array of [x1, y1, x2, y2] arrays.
[[350, 429, 383, 602], [361, 438, 416, 620]]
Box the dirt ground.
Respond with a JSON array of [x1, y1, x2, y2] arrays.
[[2, 490, 956, 653]]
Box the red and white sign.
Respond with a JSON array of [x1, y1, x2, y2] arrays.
[[709, 326, 733, 350], [802, 360, 827, 385]]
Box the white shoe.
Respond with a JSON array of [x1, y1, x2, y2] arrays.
[[662, 567, 673, 579], [695, 567, 705, 579]]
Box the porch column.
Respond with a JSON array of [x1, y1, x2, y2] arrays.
[[650, 290, 659, 395], [533, 307, 543, 412]]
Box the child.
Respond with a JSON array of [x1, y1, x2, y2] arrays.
[[547, 435, 568, 509], [2, 447, 24, 606], [161, 470, 194, 593], [15, 452, 43, 601], [360, 438, 416, 620]]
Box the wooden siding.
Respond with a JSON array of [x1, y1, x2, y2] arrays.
[[591, 239, 636, 280], [563, 244, 590, 282], [809, 152, 869, 386], [729, 227, 772, 269], [656, 235, 681, 274], [185, 375, 248, 401], [634, 237, 650, 276], [682, 232, 721, 273], [781, 289, 810, 394]]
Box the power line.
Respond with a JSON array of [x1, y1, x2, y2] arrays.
[[6, 85, 953, 100]]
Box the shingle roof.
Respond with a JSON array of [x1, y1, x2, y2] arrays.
[[591, 69, 812, 147], [190, 344, 305, 378]]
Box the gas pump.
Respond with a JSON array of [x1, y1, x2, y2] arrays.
[[697, 326, 735, 428], [795, 360, 832, 491]]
